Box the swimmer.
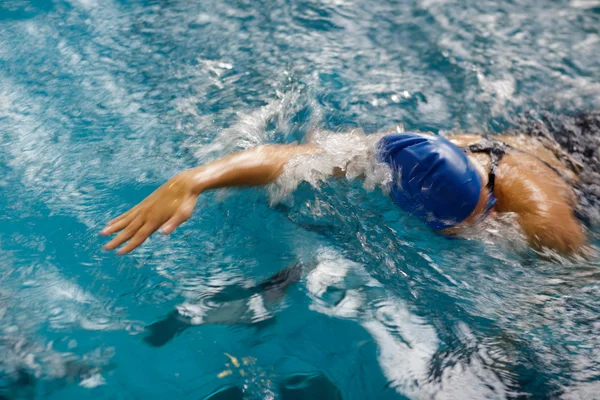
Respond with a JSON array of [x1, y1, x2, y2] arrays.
[[101, 126, 588, 255]]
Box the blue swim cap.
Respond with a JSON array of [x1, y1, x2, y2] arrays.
[[378, 133, 482, 230]]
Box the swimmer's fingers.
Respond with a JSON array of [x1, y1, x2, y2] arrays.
[[104, 216, 145, 251], [160, 197, 197, 235], [101, 209, 139, 236], [116, 223, 155, 255], [107, 205, 140, 226]]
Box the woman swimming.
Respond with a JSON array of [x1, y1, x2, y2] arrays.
[[100, 125, 587, 255]]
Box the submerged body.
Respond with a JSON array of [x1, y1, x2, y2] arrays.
[[101, 129, 586, 255]]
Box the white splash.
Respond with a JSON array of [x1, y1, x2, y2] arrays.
[[570, 0, 600, 8], [305, 247, 510, 399], [79, 373, 106, 388], [269, 130, 393, 204]]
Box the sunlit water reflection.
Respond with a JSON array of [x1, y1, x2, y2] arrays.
[[0, 0, 599, 398]]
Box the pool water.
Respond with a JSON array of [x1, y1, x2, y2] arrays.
[[1, 0, 599, 399]]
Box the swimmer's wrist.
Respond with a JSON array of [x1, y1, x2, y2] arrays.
[[177, 168, 208, 195]]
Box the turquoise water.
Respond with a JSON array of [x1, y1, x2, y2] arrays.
[[1, 0, 600, 399]]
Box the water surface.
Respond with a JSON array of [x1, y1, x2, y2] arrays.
[[0, 0, 599, 398]]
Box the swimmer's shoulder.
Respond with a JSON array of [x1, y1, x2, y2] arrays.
[[496, 134, 578, 181]]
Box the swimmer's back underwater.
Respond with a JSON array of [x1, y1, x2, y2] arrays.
[[100, 121, 592, 255]]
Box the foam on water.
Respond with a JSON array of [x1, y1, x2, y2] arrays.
[[305, 247, 515, 399], [270, 130, 393, 204], [0, 0, 599, 398]]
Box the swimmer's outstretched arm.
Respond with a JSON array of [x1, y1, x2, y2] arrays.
[[101, 144, 320, 254]]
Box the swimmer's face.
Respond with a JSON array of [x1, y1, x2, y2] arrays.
[[441, 183, 489, 234], [473, 183, 492, 218], [467, 157, 491, 219]]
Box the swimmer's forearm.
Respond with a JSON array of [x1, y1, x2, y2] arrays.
[[102, 143, 322, 254], [182, 144, 320, 193]]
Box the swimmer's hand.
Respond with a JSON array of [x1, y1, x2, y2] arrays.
[[101, 144, 321, 254], [101, 172, 199, 254]]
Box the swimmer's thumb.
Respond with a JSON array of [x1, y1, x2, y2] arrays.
[[160, 196, 198, 235]]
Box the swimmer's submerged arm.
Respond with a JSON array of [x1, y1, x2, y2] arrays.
[[101, 144, 320, 254]]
